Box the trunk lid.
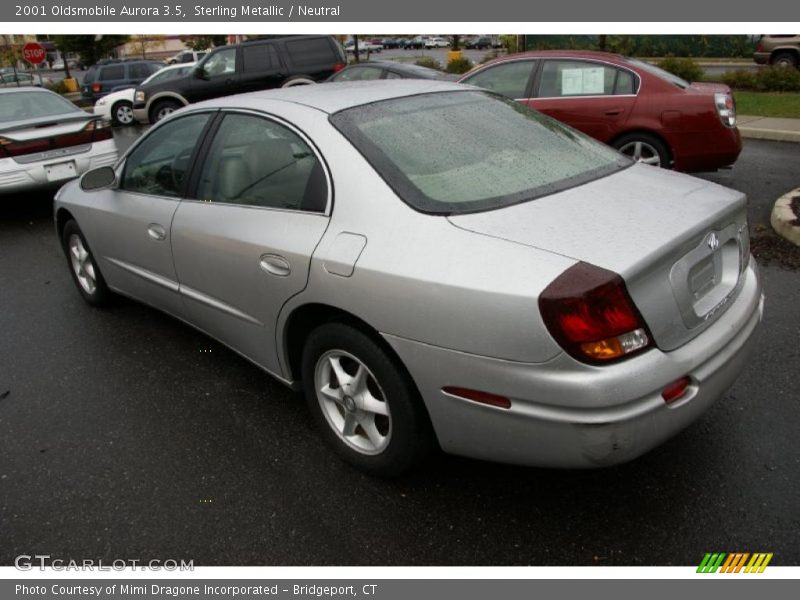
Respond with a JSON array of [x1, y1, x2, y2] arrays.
[[447, 164, 750, 351]]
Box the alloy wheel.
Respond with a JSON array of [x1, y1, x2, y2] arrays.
[[68, 234, 97, 295], [618, 140, 662, 167]]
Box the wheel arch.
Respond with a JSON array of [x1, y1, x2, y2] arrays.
[[770, 47, 800, 63], [281, 303, 414, 392], [55, 207, 76, 241], [146, 92, 189, 121], [609, 128, 675, 165]]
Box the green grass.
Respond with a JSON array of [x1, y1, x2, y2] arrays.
[[734, 91, 800, 118]]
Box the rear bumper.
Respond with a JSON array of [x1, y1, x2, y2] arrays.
[[671, 126, 742, 172], [0, 139, 118, 195], [753, 52, 771, 65], [384, 259, 763, 468]]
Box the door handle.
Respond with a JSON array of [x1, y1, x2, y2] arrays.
[[605, 109, 623, 116], [259, 254, 291, 277], [147, 223, 167, 241]]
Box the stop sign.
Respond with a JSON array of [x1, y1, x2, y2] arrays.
[[23, 42, 47, 66]]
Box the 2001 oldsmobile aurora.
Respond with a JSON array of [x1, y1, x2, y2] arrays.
[[54, 81, 764, 476]]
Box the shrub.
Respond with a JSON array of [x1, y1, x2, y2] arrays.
[[721, 69, 757, 90], [656, 56, 704, 83], [755, 66, 800, 92], [47, 79, 70, 95], [445, 56, 474, 75], [414, 56, 442, 71]]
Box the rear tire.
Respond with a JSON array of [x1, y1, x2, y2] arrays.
[[612, 132, 671, 169], [61, 220, 112, 307], [301, 322, 435, 477], [111, 100, 134, 126], [771, 51, 798, 68]]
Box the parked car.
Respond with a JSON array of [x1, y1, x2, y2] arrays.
[[753, 34, 800, 68], [132, 35, 346, 124], [0, 87, 117, 194], [346, 40, 382, 53], [425, 37, 450, 49], [459, 50, 742, 172], [82, 59, 163, 101], [93, 63, 196, 126], [381, 38, 401, 49], [51, 58, 82, 70], [466, 36, 493, 50], [402, 36, 427, 50], [55, 81, 762, 475], [166, 50, 207, 65], [327, 61, 456, 82], [0, 72, 52, 88]]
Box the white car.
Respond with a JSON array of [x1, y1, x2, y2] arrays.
[[165, 50, 207, 65], [93, 62, 195, 126], [0, 87, 117, 194], [425, 37, 450, 49]]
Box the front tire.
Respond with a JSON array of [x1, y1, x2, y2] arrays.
[[613, 132, 671, 169], [150, 99, 181, 123], [301, 323, 434, 477], [61, 220, 111, 307], [111, 100, 135, 126]]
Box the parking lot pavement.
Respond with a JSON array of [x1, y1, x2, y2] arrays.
[[0, 138, 798, 566]]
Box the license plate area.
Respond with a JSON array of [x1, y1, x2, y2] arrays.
[[45, 161, 76, 182], [670, 223, 742, 329]]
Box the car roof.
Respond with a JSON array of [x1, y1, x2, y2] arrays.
[[341, 61, 451, 79], [485, 49, 629, 65], [198, 79, 468, 114]]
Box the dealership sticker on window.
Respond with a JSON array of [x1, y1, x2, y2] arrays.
[[561, 67, 604, 95]]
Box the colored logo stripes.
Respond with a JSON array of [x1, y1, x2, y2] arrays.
[[697, 552, 773, 573]]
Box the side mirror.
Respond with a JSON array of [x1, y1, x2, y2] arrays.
[[194, 67, 209, 81], [80, 166, 116, 191]]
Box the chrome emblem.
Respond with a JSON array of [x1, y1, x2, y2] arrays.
[[707, 233, 720, 251]]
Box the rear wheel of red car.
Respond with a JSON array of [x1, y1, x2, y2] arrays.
[[613, 133, 671, 169], [771, 51, 798, 68], [301, 322, 435, 477]]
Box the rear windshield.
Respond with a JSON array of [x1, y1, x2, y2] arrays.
[[624, 57, 690, 89], [330, 91, 630, 214], [0, 91, 81, 123]]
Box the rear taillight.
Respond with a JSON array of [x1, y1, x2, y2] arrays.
[[333, 62, 345, 73], [539, 262, 652, 364], [0, 119, 111, 159], [84, 118, 113, 142], [714, 92, 736, 128], [91, 82, 102, 94]]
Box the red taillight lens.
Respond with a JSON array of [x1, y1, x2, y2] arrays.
[[333, 62, 346, 73], [0, 120, 111, 159], [539, 262, 652, 364], [91, 82, 102, 94]]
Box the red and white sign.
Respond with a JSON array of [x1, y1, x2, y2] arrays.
[[23, 42, 47, 66]]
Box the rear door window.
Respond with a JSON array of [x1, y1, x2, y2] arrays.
[[537, 60, 638, 97], [242, 43, 280, 73]]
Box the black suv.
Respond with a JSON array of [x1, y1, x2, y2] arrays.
[[132, 35, 346, 123], [81, 60, 163, 101]]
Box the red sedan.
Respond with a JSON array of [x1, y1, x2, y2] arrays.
[[459, 50, 741, 172]]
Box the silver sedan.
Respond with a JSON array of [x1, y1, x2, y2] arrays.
[[54, 81, 764, 476]]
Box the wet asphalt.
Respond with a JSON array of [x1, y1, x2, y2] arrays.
[[0, 135, 799, 566]]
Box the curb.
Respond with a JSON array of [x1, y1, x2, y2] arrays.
[[739, 128, 800, 143], [770, 188, 800, 247]]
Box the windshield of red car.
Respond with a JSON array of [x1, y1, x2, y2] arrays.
[[331, 90, 631, 215]]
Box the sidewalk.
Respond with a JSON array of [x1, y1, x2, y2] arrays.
[[737, 115, 800, 143]]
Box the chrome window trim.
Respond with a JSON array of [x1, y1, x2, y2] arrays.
[[186, 107, 335, 217]]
